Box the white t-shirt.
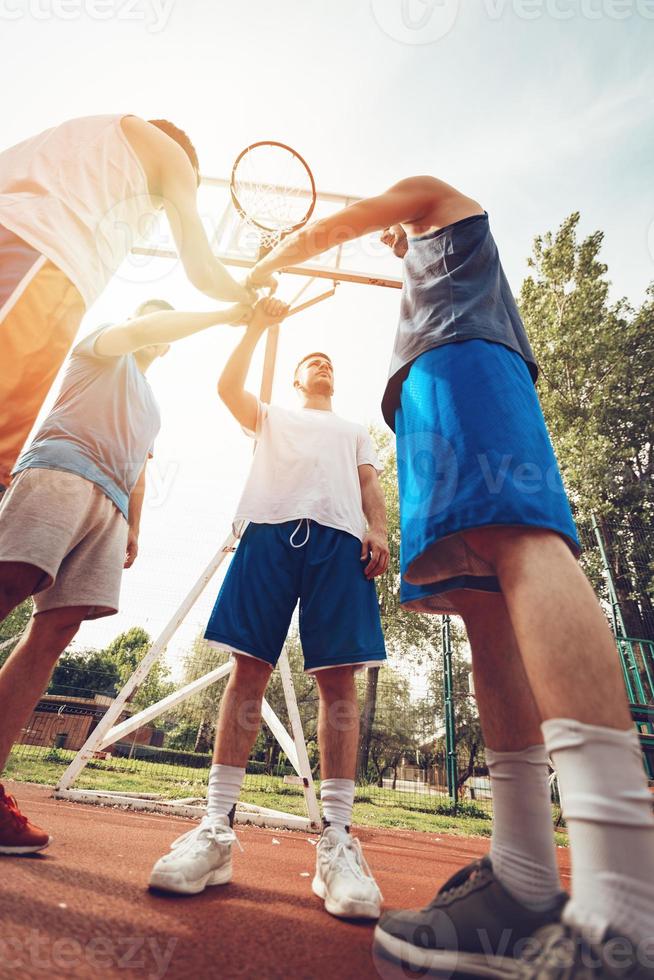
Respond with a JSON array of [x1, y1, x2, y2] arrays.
[[0, 115, 155, 308], [234, 403, 381, 542]]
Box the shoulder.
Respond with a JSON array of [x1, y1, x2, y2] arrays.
[[121, 117, 195, 194], [72, 324, 118, 360]]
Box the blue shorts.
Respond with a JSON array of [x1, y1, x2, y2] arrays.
[[396, 340, 580, 615], [204, 520, 387, 672]]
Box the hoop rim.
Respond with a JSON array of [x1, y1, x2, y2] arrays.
[[229, 140, 317, 237]]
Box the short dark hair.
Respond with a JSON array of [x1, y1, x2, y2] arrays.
[[148, 119, 200, 183], [294, 352, 333, 380], [133, 298, 175, 317]]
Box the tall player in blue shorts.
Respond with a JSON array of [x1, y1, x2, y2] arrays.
[[246, 180, 654, 978], [150, 299, 388, 921]]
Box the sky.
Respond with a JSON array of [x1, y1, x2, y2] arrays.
[[2, 0, 653, 676]]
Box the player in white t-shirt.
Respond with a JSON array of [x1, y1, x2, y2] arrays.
[[150, 303, 389, 920]]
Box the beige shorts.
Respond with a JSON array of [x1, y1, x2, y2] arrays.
[[0, 467, 128, 619]]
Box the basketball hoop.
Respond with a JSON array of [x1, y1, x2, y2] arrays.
[[230, 141, 317, 255]]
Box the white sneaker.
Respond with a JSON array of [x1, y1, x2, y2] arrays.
[[312, 825, 382, 919], [148, 815, 239, 895]]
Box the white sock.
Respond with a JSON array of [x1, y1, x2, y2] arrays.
[[206, 763, 245, 822], [543, 718, 654, 944], [487, 744, 562, 910], [321, 778, 355, 831]]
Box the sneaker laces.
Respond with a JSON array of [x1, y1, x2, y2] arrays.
[[324, 836, 382, 897], [170, 820, 242, 856], [427, 859, 487, 907], [0, 789, 29, 831]]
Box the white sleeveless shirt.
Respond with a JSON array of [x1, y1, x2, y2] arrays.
[[0, 115, 155, 308]]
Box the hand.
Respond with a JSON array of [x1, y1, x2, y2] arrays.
[[361, 530, 390, 580], [124, 528, 139, 569], [248, 297, 290, 333], [230, 302, 255, 326], [246, 267, 278, 295]]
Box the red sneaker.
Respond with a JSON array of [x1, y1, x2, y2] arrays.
[[0, 784, 51, 854]]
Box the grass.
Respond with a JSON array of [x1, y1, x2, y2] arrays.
[[5, 747, 568, 845]]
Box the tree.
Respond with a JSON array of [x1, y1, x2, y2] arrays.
[[519, 214, 654, 638], [48, 649, 120, 698], [0, 598, 33, 668], [363, 667, 434, 788], [171, 632, 231, 753], [104, 627, 174, 710]]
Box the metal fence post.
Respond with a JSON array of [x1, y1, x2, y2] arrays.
[[442, 615, 458, 801]]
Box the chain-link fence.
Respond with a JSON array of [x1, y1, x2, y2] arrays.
[[5, 514, 652, 827]]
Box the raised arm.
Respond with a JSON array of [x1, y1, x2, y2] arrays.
[[217, 298, 289, 431], [161, 158, 253, 304], [122, 117, 253, 305], [248, 176, 454, 287], [358, 464, 390, 580], [94, 305, 251, 357]]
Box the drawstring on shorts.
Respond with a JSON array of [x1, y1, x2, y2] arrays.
[[289, 518, 311, 549]]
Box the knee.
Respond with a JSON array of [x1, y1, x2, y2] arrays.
[[28, 608, 85, 651], [231, 655, 271, 695], [316, 666, 357, 704]]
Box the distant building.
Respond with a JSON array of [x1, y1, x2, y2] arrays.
[[18, 694, 163, 752]]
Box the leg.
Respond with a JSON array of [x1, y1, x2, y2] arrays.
[[374, 591, 566, 971], [463, 528, 654, 945], [313, 665, 381, 919], [315, 666, 359, 781], [456, 591, 562, 910], [0, 605, 88, 771], [455, 590, 542, 752], [0, 560, 45, 621], [149, 654, 272, 895], [462, 527, 630, 727], [315, 665, 359, 829], [213, 654, 272, 767], [206, 654, 272, 822]]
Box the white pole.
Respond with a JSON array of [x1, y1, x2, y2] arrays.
[[56, 532, 237, 791], [278, 648, 321, 828], [98, 661, 235, 749]]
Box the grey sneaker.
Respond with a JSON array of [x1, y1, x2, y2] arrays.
[[373, 856, 567, 977], [511, 922, 653, 979]]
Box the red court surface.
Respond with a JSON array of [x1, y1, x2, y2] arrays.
[[1, 781, 571, 980]]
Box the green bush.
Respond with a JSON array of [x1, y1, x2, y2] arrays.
[[110, 742, 211, 769]]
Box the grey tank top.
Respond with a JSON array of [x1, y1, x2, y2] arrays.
[[381, 212, 538, 430]]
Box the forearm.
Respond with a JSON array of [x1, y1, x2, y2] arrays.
[[361, 480, 388, 535], [252, 179, 438, 279], [193, 259, 252, 304], [218, 326, 266, 396], [132, 307, 245, 347], [252, 220, 335, 278]]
